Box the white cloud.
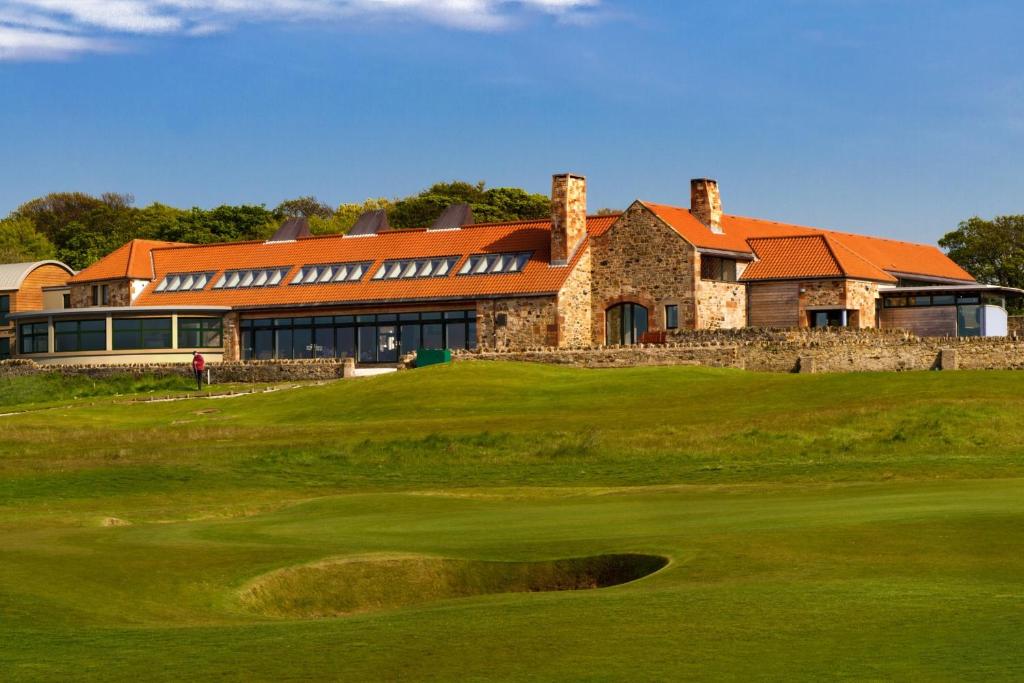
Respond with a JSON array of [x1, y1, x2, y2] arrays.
[[0, 0, 601, 60]]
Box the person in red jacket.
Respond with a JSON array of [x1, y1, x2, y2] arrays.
[[191, 351, 205, 391]]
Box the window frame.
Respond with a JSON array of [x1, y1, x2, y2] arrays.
[[19, 322, 49, 354], [112, 317, 173, 350], [178, 317, 224, 349], [699, 256, 738, 283], [0, 294, 9, 326], [54, 319, 107, 353], [665, 304, 679, 330]]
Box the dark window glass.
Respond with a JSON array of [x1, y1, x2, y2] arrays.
[[400, 324, 421, 356], [20, 322, 49, 354], [335, 316, 354, 324], [241, 329, 253, 359], [467, 310, 477, 321], [292, 327, 313, 359], [0, 336, 9, 360], [254, 330, 274, 360], [62, 293, 70, 309], [444, 311, 465, 320], [399, 313, 420, 322], [0, 295, 9, 325], [958, 305, 982, 337], [421, 312, 442, 321], [55, 319, 107, 352], [446, 322, 467, 349], [315, 327, 336, 358], [377, 314, 397, 323], [810, 310, 847, 328], [700, 256, 737, 282], [314, 317, 334, 326], [276, 328, 294, 359], [378, 325, 398, 362], [931, 295, 956, 306], [467, 322, 477, 349], [357, 315, 376, 324], [422, 323, 443, 349], [957, 295, 981, 305], [274, 318, 293, 327], [665, 304, 679, 329], [338, 327, 356, 359], [113, 318, 172, 350], [910, 296, 931, 307], [885, 297, 908, 308], [605, 304, 649, 345], [292, 318, 312, 326], [358, 326, 377, 363], [179, 318, 223, 349]]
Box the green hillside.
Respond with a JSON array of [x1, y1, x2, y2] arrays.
[[2, 363, 1024, 680]]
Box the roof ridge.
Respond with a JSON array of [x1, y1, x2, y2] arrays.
[[726, 213, 945, 250], [817, 234, 849, 278]]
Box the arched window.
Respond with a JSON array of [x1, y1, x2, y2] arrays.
[[606, 303, 649, 345]]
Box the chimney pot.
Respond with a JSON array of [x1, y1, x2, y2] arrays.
[[690, 178, 723, 234]]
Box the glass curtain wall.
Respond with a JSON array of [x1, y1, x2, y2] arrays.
[[240, 310, 477, 362]]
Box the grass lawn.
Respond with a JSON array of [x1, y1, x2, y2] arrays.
[[2, 362, 1023, 680]]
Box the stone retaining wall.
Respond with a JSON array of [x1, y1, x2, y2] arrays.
[[0, 358, 352, 382], [1010, 316, 1024, 337], [455, 328, 1024, 373]]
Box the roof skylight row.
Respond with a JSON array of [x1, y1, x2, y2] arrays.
[[155, 252, 532, 293], [291, 262, 371, 285], [213, 267, 291, 289], [155, 272, 216, 293], [372, 257, 460, 281], [458, 252, 532, 276]]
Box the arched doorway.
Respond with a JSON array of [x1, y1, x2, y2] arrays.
[[606, 303, 649, 345]]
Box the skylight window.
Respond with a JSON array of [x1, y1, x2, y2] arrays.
[[154, 271, 216, 293], [371, 257, 460, 281], [457, 252, 532, 276], [213, 267, 292, 290], [290, 262, 372, 286]]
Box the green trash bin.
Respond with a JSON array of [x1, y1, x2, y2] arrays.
[[416, 348, 452, 368]]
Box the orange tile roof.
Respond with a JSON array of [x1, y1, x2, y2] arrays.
[[741, 235, 896, 282], [641, 202, 974, 282], [69, 239, 189, 283], [134, 216, 618, 308]]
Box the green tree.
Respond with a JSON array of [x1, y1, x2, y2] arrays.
[[308, 197, 395, 236], [939, 216, 1024, 288], [0, 216, 57, 264], [388, 181, 549, 229], [275, 196, 334, 219]]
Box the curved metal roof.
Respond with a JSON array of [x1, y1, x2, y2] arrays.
[[0, 261, 74, 292]]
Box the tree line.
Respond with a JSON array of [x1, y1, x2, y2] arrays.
[[0, 181, 552, 271]]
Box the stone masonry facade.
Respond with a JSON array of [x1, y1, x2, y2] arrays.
[[69, 280, 133, 309], [590, 202, 698, 341]]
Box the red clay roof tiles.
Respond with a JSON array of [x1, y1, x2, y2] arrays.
[[69, 239, 189, 283]]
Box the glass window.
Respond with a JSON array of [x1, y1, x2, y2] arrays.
[[606, 303, 649, 345], [291, 262, 371, 285], [700, 256, 738, 282], [254, 329, 274, 360], [665, 304, 679, 330], [91, 284, 110, 307], [810, 310, 847, 328], [400, 324, 421, 355], [373, 257, 459, 280], [113, 318, 172, 350], [275, 327, 294, 359], [155, 272, 214, 293], [55, 319, 106, 352], [337, 327, 356, 359], [446, 322, 467, 349], [931, 295, 956, 306], [377, 325, 398, 363], [358, 326, 377, 363], [422, 323, 443, 350], [314, 327, 336, 358], [0, 336, 9, 360], [215, 268, 291, 289], [457, 252, 533, 276], [958, 305, 982, 337], [885, 297, 908, 308], [292, 326, 313, 359], [19, 322, 49, 354], [910, 296, 931, 307], [179, 318, 223, 349], [0, 295, 9, 325]]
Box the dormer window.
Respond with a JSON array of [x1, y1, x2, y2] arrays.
[[290, 262, 371, 285], [372, 257, 459, 280], [154, 272, 216, 293], [458, 252, 533, 276], [213, 267, 292, 289]]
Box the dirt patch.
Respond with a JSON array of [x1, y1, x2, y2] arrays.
[[101, 517, 132, 527], [239, 553, 669, 618]]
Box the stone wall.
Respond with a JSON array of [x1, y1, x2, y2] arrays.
[[550, 174, 587, 264], [556, 246, 593, 348], [454, 328, 1024, 374], [845, 280, 879, 328], [69, 280, 132, 309], [695, 274, 746, 329], [475, 296, 559, 350], [591, 202, 697, 340], [0, 358, 352, 382]]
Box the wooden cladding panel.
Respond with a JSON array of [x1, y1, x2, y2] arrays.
[[13, 265, 72, 313], [748, 282, 801, 328], [880, 306, 957, 337]]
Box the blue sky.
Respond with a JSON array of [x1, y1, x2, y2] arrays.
[[0, 0, 1022, 243]]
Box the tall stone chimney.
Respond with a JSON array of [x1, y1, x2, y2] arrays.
[[690, 178, 723, 234], [550, 173, 587, 265]]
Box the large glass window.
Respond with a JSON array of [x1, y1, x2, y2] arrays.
[[55, 319, 106, 352], [606, 303, 649, 345], [0, 336, 9, 360], [113, 318, 172, 350], [240, 310, 477, 361], [957, 305, 982, 337], [19, 322, 48, 354], [810, 310, 848, 328], [700, 256, 738, 282], [178, 318, 223, 349], [91, 284, 110, 307], [0, 295, 9, 325]]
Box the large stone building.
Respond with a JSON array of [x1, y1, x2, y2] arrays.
[[8, 174, 1016, 365]]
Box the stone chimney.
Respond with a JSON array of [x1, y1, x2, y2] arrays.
[[550, 173, 587, 265], [690, 178, 723, 234]]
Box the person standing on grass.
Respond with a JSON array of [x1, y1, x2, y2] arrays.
[[191, 351, 206, 391]]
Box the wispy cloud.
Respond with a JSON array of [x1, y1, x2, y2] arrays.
[[0, 0, 601, 60]]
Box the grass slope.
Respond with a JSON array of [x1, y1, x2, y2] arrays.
[[2, 363, 1023, 680]]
